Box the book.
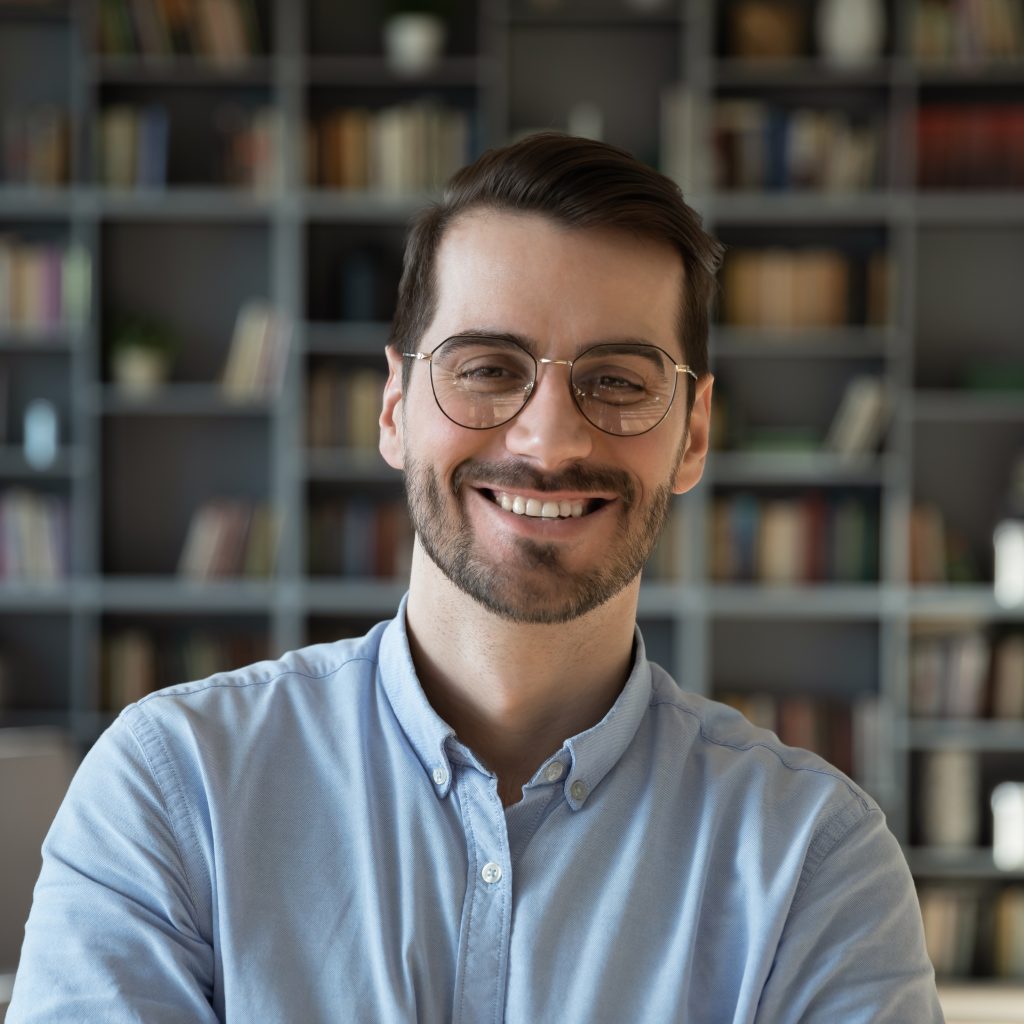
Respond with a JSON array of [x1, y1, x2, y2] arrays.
[[825, 376, 888, 458], [177, 499, 276, 579], [709, 491, 876, 584], [313, 102, 469, 193], [0, 489, 69, 580], [992, 635, 1024, 719], [909, 503, 947, 585], [100, 105, 139, 187], [713, 100, 881, 193], [757, 499, 804, 584], [221, 299, 291, 400], [919, 749, 980, 848], [722, 247, 851, 328]]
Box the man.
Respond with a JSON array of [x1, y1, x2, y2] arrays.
[[10, 133, 942, 1022]]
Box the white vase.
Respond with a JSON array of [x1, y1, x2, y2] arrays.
[[113, 347, 169, 398], [816, 0, 885, 66], [384, 13, 447, 75]]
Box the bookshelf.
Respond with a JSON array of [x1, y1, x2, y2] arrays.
[[1, 0, 1023, 983]]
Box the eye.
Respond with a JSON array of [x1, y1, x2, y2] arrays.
[[445, 354, 533, 392], [576, 365, 651, 405]]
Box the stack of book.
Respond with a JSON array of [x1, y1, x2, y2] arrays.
[[98, 0, 263, 61], [306, 364, 387, 450], [99, 104, 276, 189], [919, 885, 1024, 979], [308, 497, 412, 578], [713, 101, 882, 192], [0, 239, 91, 331], [177, 499, 277, 579], [919, 886, 980, 978], [0, 489, 70, 581], [99, 105, 169, 188], [220, 299, 291, 400], [309, 101, 470, 194], [721, 247, 891, 329], [913, 0, 1024, 61], [911, 628, 1024, 719], [909, 502, 980, 585], [917, 104, 1024, 188], [102, 626, 267, 709], [722, 249, 849, 328], [1, 106, 69, 186], [710, 491, 878, 584]]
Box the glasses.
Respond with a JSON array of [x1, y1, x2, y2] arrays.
[[403, 335, 696, 437]]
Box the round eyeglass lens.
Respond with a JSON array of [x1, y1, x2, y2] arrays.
[[571, 344, 678, 436], [429, 336, 535, 429]]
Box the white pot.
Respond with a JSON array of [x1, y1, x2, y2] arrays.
[[816, 0, 885, 66], [113, 347, 169, 398], [384, 13, 447, 75]]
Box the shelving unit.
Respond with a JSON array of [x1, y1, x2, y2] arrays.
[[1, 0, 1023, 983]]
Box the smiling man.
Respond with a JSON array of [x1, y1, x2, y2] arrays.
[[9, 134, 942, 1023]]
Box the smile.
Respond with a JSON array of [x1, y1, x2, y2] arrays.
[[487, 490, 609, 519]]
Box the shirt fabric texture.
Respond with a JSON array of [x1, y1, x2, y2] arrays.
[[9, 596, 943, 1023]]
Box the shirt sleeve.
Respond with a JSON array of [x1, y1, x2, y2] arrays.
[[753, 805, 944, 1023], [7, 714, 219, 1024]]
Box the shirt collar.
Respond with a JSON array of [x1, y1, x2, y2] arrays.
[[377, 593, 654, 809]]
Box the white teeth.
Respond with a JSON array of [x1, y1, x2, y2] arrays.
[[494, 491, 588, 519]]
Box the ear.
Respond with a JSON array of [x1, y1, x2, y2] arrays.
[[672, 373, 714, 495], [379, 345, 405, 471]]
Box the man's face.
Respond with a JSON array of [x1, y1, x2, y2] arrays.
[[380, 210, 712, 625]]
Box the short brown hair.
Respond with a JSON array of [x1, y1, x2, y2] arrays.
[[389, 132, 723, 400]]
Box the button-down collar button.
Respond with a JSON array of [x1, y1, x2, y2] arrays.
[[481, 862, 502, 884], [432, 766, 448, 786], [543, 762, 565, 783], [570, 780, 587, 802]]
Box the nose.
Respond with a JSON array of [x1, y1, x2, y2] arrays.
[[504, 360, 594, 469]]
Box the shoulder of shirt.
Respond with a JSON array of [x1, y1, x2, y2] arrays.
[[645, 660, 875, 815], [116, 617, 391, 721]]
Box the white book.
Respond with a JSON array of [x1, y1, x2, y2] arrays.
[[825, 375, 887, 457]]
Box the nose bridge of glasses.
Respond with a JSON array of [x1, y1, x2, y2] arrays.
[[525, 354, 575, 395]]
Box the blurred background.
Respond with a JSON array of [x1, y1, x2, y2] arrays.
[[1, 0, 1024, 1017]]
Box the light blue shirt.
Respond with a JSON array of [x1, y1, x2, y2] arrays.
[[10, 597, 941, 1022]]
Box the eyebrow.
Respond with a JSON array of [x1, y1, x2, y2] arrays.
[[443, 328, 671, 359]]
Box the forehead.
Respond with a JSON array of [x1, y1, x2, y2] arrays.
[[429, 210, 685, 357]]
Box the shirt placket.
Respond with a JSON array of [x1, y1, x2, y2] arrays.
[[450, 763, 514, 1024]]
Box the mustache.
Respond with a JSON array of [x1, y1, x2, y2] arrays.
[[452, 458, 637, 507]]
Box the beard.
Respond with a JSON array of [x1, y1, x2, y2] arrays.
[[402, 453, 679, 625]]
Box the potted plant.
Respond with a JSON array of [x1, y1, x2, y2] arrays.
[[383, 0, 452, 75], [108, 314, 179, 398]]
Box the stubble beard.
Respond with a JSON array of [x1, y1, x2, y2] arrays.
[[402, 454, 679, 625]]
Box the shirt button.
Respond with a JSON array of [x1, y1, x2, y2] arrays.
[[481, 862, 502, 885], [432, 766, 448, 786], [543, 762, 565, 783], [570, 780, 587, 802]]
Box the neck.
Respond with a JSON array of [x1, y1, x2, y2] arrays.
[[404, 543, 639, 807]]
